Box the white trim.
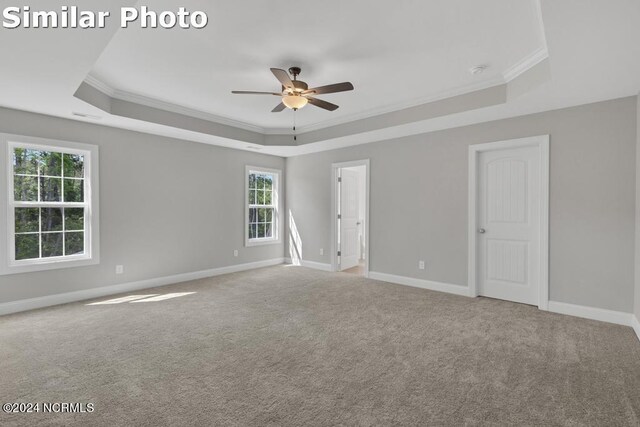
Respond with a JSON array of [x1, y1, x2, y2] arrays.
[[84, 75, 116, 97], [369, 271, 470, 297], [533, 0, 549, 56], [632, 315, 640, 342], [245, 166, 281, 247], [548, 301, 634, 327], [503, 46, 549, 83], [85, 74, 505, 136], [0, 258, 285, 316], [0, 134, 100, 275], [299, 77, 506, 134], [468, 135, 550, 310], [331, 159, 370, 277], [284, 257, 333, 272], [84, 75, 269, 134], [84, 75, 504, 136]]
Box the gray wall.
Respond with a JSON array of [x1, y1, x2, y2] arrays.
[[0, 108, 285, 304], [636, 93, 640, 319], [286, 97, 637, 313]]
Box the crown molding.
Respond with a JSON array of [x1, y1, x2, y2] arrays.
[[84, 74, 269, 134], [503, 0, 549, 83], [503, 46, 549, 83], [295, 76, 507, 134], [111, 89, 269, 134], [282, 44, 548, 135], [84, 74, 116, 97]]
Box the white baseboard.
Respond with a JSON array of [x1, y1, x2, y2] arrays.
[[632, 315, 640, 343], [547, 301, 633, 327], [0, 258, 285, 316], [367, 274, 639, 334], [369, 271, 469, 297], [284, 258, 333, 272]]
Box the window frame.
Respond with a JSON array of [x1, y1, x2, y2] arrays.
[[245, 166, 280, 247], [0, 134, 100, 275]]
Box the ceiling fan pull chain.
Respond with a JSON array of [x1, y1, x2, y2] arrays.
[[293, 110, 297, 141]]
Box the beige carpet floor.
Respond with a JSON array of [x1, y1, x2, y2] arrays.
[[1, 265, 640, 426]]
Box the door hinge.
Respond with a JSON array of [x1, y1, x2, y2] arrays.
[[337, 177, 342, 183], [337, 214, 341, 219], [337, 251, 341, 256]]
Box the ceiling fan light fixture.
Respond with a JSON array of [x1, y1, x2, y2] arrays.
[[282, 94, 308, 110]]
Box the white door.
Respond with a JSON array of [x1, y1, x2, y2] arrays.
[[477, 146, 540, 305], [339, 169, 360, 271]]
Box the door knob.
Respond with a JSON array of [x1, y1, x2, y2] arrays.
[[478, 228, 486, 234]]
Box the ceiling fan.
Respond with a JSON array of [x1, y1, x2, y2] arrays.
[[232, 67, 354, 112]]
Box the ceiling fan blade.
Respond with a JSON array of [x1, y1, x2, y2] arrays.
[[270, 68, 294, 88], [232, 91, 281, 95], [304, 82, 354, 95], [306, 97, 339, 111], [271, 102, 286, 113]]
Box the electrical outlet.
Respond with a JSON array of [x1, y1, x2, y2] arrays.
[[418, 261, 425, 270], [115, 265, 124, 275], [233, 249, 239, 257], [320, 248, 324, 256]]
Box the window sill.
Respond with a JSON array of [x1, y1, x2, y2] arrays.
[[0, 256, 99, 276], [245, 238, 280, 247]]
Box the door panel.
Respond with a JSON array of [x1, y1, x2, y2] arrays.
[[478, 147, 540, 305], [339, 169, 360, 270], [486, 239, 528, 284]]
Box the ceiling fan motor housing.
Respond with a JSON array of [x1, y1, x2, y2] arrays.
[[288, 80, 308, 93]]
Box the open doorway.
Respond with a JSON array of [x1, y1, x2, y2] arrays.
[[331, 160, 369, 277]]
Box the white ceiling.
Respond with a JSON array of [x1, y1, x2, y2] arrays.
[[90, 0, 546, 131], [0, 0, 639, 157]]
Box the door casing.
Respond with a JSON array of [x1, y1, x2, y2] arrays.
[[468, 135, 549, 310], [331, 159, 370, 276]]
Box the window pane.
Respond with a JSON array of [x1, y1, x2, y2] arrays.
[[264, 190, 272, 205], [40, 177, 62, 202], [15, 208, 39, 233], [14, 176, 38, 201], [264, 175, 273, 190], [257, 190, 265, 205], [256, 175, 265, 190], [65, 232, 84, 255], [265, 208, 273, 223], [63, 179, 84, 202], [64, 208, 84, 231], [257, 223, 266, 238], [248, 173, 256, 189], [16, 234, 39, 260], [249, 208, 257, 223], [40, 151, 62, 177], [249, 224, 256, 239], [41, 208, 63, 232], [249, 189, 256, 204], [258, 208, 267, 222], [13, 148, 40, 175], [42, 233, 63, 257], [265, 222, 273, 238], [63, 154, 84, 178]]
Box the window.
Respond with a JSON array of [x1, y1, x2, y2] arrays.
[[1, 135, 99, 274], [246, 166, 279, 246]]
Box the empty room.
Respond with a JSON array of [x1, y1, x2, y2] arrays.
[[1, 1, 640, 425]]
